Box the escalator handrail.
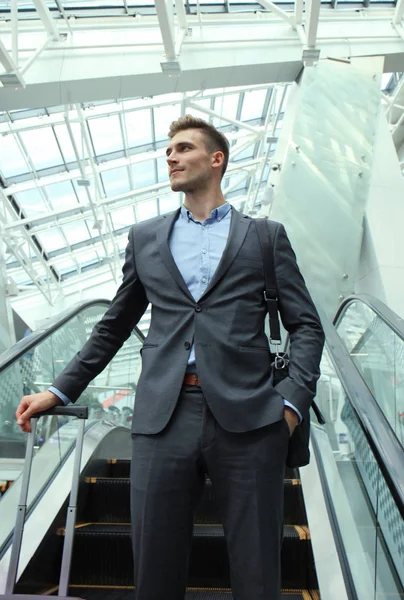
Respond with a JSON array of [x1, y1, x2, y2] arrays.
[[319, 306, 404, 520], [334, 293, 404, 341], [0, 298, 145, 374]]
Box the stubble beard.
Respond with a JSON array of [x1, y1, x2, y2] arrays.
[[170, 171, 209, 194]]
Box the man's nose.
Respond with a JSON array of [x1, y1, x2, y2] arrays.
[[167, 154, 178, 165]]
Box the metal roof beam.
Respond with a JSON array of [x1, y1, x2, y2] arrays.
[[306, 0, 321, 48], [256, 0, 294, 26], [155, 0, 177, 62], [32, 0, 60, 40], [3, 157, 262, 231], [187, 102, 261, 134], [5, 12, 404, 110], [393, 0, 404, 25]]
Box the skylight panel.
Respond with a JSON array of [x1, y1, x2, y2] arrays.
[[102, 166, 131, 196], [160, 192, 181, 214], [241, 89, 267, 121], [88, 115, 123, 156], [19, 128, 63, 171], [187, 98, 212, 121], [54, 123, 82, 165], [111, 207, 135, 229], [124, 109, 152, 149], [136, 198, 158, 222], [62, 221, 92, 245], [157, 156, 169, 182], [36, 229, 67, 253], [0, 134, 29, 178], [233, 146, 254, 161], [43, 181, 80, 210], [131, 163, 156, 189], [76, 250, 98, 268], [153, 104, 181, 142], [212, 93, 240, 127], [14, 189, 49, 217]]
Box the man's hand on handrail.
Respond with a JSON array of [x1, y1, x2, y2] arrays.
[[16, 391, 63, 433]]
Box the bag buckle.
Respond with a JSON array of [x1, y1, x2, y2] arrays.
[[274, 353, 289, 370]]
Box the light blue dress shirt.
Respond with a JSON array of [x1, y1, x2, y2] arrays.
[[50, 201, 301, 421]]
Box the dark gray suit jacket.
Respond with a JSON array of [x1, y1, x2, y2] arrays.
[[52, 206, 325, 436]]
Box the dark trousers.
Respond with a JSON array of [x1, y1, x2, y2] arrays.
[[130, 385, 289, 600]]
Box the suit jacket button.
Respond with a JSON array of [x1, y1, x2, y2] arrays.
[[195, 305, 202, 312], [184, 342, 191, 350]]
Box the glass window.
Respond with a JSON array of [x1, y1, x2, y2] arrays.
[[188, 98, 212, 121], [14, 189, 48, 217], [111, 207, 135, 229], [19, 128, 63, 170], [0, 133, 28, 178], [212, 93, 240, 127], [54, 123, 81, 165], [136, 199, 158, 222], [36, 229, 67, 253], [153, 104, 181, 142], [62, 221, 92, 246], [43, 181, 80, 210], [124, 109, 152, 148], [131, 163, 156, 189], [157, 156, 169, 182], [241, 89, 268, 121], [160, 192, 180, 214], [88, 115, 123, 156], [102, 167, 131, 196]]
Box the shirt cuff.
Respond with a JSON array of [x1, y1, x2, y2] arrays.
[[283, 399, 303, 424], [48, 386, 71, 406]]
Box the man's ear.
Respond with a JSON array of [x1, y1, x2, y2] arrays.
[[212, 151, 225, 172]]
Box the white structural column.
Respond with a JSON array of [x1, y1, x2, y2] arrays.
[[357, 109, 404, 320], [261, 58, 383, 318], [1, 14, 404, 110]]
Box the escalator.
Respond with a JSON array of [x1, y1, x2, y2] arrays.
[[0, 295, 403, 599]]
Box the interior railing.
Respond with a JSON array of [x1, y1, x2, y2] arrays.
[[307, 299, 404, 600], [0, 299, 144, 557], [334, 294, 404, 446]]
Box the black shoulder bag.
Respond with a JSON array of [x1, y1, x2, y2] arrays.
[[255, 218, 325, 468]]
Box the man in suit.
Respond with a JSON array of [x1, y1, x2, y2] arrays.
[[16, 115, 325, 600]]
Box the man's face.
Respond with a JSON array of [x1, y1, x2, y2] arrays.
[[166, 129, 219, 193]]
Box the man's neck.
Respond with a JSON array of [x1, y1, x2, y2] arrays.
[[183, 191, 226, 223]]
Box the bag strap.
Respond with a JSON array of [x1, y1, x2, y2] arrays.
[[255, 218, 326, 426], [255, 218, 282, 346]]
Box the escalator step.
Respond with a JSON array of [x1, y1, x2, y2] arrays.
[[81, 476, 306, 525], [86, 458, 299, 481], [65, 588, 314, 600], [67, 523, 312, 588]]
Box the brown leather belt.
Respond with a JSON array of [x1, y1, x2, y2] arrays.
[[183, 373, 201, 386]]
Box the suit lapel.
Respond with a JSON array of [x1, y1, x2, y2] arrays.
[[156, 208, 194, 301], [199, 207, 251, 300]]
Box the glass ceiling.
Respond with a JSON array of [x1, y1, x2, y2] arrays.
[[0, 70, 401, 307], [0, 0, 396, 17], [0, 84, 287, 300]]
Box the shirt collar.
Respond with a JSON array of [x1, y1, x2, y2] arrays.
[[180, 202, 231, 223]]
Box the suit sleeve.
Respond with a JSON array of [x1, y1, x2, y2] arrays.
[[51, 227, 148, 403], [271, 223, 325, 421]]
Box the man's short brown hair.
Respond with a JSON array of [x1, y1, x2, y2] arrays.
[[168, 115, 230, 178]]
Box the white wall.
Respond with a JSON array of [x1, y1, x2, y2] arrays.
[[356, 109, 404, 320]]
